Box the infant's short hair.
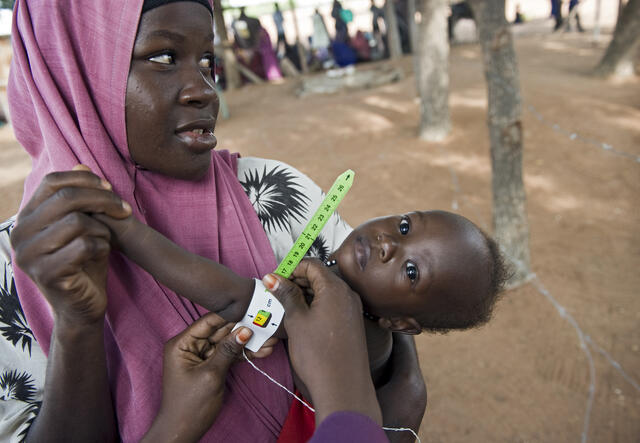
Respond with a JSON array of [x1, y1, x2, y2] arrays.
[[417, 232, 510, 334]]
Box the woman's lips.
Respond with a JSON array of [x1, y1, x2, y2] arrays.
[[354, 236, 370, 271], [176, 130, 217, 153]]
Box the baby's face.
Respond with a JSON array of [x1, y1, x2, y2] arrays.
[[332, 210, 489, 320]]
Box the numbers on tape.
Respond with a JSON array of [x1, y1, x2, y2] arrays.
[[274, 169, 355, 278]]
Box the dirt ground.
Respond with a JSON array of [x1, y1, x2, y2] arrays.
[[1, 29, 639, 442]]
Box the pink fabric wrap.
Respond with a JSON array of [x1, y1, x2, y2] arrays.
[[8, 1, 292, 441]]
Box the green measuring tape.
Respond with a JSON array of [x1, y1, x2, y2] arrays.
[[274, 169, 355, 278]]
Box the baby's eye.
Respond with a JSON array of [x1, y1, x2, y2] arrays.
[[399, 216, 410, 235], [148, 53, 174, 64], [199, 55, 213, 69], [406, 261, 418, 282]]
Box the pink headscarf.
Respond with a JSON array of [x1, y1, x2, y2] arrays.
[[9, 1, 292, 441]]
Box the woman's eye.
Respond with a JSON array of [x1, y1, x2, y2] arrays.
[[406, 261, 418, 282], [199, 56, 213, 69], [399, 217, 410, 235], [148, 53, 173, 64]]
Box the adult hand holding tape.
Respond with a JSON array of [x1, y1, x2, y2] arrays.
[[233, 169, 354, 352], [262, 260, 382, 426]]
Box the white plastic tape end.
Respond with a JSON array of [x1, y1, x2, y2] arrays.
[[232, 279, 285, 352]]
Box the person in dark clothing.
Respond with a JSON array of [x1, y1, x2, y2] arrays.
[[273, 3, 287, 56], [371, 0, 384, 33], [331, 0, 349, 43], [514, 4, 524, 24], [566, 0, 585, 32], [232, 6, 262, 49], [551, 0, 563, 31]]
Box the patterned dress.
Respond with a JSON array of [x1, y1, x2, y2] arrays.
[[0, 157, 352, 441]]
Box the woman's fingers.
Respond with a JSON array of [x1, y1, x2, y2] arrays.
[[33, 186, 131, 224], [11, 187, 131, 247], [19, 169, 111, 219], [205, 327, 252, 375], [28, 212, 110, 255], [290, 258, 356, 307], [167, 312, 227, 351], [262, 273, 307, 317], [208, 322, 235, 345], [13, 213, 111, 272], [44, 235, 111, 273], [71, 164, 92, 172]]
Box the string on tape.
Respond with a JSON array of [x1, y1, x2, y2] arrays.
[[242, 350, 421, 442]]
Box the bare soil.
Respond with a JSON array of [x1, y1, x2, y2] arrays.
[[1, 31, 638, 442]]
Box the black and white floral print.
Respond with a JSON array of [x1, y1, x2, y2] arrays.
[[0, 370, 36, 403], [240, 164, 310, 233], [307, 235, 330, 262], [0, 217, 44, 442], [238, 158, 353, 267], [0, 369, 41, 442], [0, 272, 34, 357], [0, 218, 33, 356]]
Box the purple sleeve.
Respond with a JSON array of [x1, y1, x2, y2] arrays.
[[309, 411, 389, 443]]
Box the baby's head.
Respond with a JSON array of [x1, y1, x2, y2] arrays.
[[332, 210, 508, 334]]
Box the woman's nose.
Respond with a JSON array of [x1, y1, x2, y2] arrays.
[[377, 233, 397, 263], [178, 70, 217, 108]]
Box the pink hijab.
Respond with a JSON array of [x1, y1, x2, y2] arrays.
[[9, 1, 292, 441]]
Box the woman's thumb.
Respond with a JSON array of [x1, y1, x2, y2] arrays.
[[262, 273, 306, 317], [207, 327, 252, 374]]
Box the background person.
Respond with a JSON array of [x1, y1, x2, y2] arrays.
[[273, 3, 287, 57]]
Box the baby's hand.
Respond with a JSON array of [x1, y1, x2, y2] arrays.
[[93, 212, 138, 251]]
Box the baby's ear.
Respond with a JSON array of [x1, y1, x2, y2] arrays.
[[378, 316, 421, 335]]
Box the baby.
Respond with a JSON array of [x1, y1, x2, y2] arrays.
[[101, 208, 507, 372], [329, 210, 507, 335]]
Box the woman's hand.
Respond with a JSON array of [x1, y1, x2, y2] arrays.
[[263, 259, 382, 426], [10, 166, 131, 326], [142, 313, 252, 443]]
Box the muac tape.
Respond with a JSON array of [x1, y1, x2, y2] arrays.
[[233, 170, 355, 352]]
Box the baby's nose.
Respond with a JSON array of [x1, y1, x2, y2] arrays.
[[377, 233, 397, 263]]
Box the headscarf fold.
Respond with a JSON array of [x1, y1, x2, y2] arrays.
[[8, 1, 292, 441]]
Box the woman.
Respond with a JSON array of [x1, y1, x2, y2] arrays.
[[1, 0, 424, 441]]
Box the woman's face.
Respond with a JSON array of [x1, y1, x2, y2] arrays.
[[126, 2, 219, 180]]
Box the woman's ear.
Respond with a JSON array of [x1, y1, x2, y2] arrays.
[[378, 316, 422, 335]]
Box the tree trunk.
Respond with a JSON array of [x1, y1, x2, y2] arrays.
[[415, 0, 450, 141], [468, 0, 531, 283], [385, 0, 403, 59], [288, 0, 309, 74], [616, 0, 627, 28], [213, 0, 241, 90], [594, 0, 640, 78], [407, 0, 418, 52]]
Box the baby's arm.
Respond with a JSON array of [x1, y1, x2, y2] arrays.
[[96, 214, 254, 322]]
